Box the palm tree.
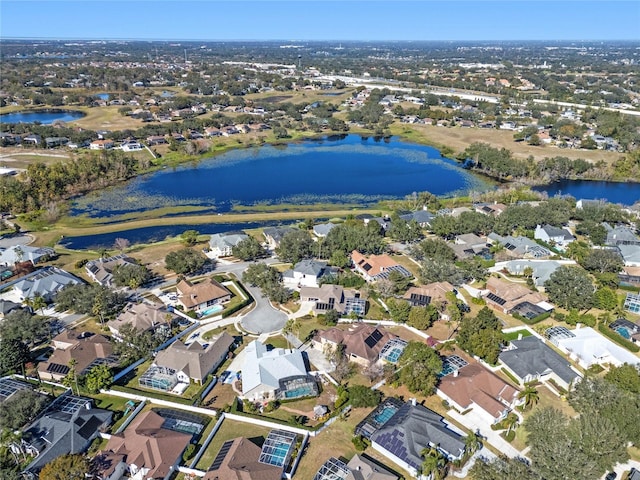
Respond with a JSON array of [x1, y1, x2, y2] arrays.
[[519, 384, 540, 410], [464, 432, 481, 455], [31, 294, 47, 315], [421, 446, 447, 480], [504, 413, 518, 436]]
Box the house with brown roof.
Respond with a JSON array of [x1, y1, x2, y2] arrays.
[[474, 203, 507, 216], [300, 284, 366, 316], [483, 277, 552, 318], [437, 363, 522, 424], [97, 410, 192, 480], [403, 281, 455, 313], [108, 302, 174, 338], [85, 254, 138, 287], [176, 277, 231, 314], [351, 250, 412, 282], [313, 323, 398, 367], [38, 331, 116, 381], [203, 437, 283, 480], [154, 332, 234, 384]]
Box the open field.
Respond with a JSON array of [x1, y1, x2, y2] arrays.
[[394, 123, 622, 164]]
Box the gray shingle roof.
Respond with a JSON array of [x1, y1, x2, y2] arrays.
[[499, 336, 579, 384], [12, 267, 83, 301]]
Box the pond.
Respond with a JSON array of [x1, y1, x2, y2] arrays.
[[0, 109, 86, 125], [71, 134, 490, 218], [535, 179, 640, 206]]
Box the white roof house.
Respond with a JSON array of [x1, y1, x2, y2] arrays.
[[4, 267, 83, 303], [551, 326, 640, 369], [208, 232, 249, 258], [0, 245, 55, 266], [241, 340, 311, 401]]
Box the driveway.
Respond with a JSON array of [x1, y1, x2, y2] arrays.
[[239, 283, 288, 334], [0, 233, 33, 248]]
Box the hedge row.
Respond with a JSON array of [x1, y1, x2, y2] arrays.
[[597, 322, 640, 353]]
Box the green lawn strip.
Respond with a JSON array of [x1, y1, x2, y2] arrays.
[[502, 329, 532, 342], [195, 420, 272, 471]]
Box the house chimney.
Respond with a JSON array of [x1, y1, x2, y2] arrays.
[[410, 398, 417, 406], [517, 333, 523, 340], [453, 369, 459, 377]]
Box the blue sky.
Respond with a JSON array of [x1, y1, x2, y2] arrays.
[[1, 1, 638, 41]]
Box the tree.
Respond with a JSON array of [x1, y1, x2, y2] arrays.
[[397, 341, 443, 396], [544, 266, 594, 311], [604, 363, 640, 394], [84, 364, 113, 393], [231, 236, 265, 261], [113, 237, 130, 252], [180, 229, 200, 246], [421, 447, 447, 480], [581, 249, 624, 274], [165, 248, 207, 275], [112, 323, 160, 365], [347, 385, 382, 408], [55, 284, 127, 320], [407, 305, 439, 330], [0, 338, 29, 376], [471, 456, 541, 480], [419, 257, 466, 285], [594, 286, 619, 311], [519, 384, 540, 410], [464, 432, 482, 454], [387, 298, 411, 323], [39, 453, 91, 480], [0, 309, 50, 347], [410, 238, 456, 262], [323, 309, 340, 326], [112, 263, 150, 289], [456, 307, 503, 364], [275, 229, 313, 263], [0, 389, 47, 430]]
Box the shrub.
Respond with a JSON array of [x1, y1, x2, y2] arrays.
[[182, 443, 196, 461], [597, 323, 640, 353], [352, 435, 370, 451]]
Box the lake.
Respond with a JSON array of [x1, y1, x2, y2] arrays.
[[59, 221, 291, 250], [0, 110, 85, 124], [70, 134, 489, 218], [535, 180, 640, 206]]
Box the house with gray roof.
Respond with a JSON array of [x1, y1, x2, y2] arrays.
[[0, 245, 55, 266], [370, 400, 465, 478], [6, 266, 83, 303], [22, 398, 112, 474], [452, 233, 489, 259], [313, 222, 337, 238], [262, 226, 296, 249], [85, 254, 137, 286], [208, 232, 249, 258], [488, 233, 552, 259], [618, 244, 640, 267], [500, 259, 568, 289], [300, 284, 366, 316], [241, 340, 318, 401], [154, 332, 234, 384], [399, 210, 435, 227], [283, 259, 337, 289], [604, 223, 640, 247], [534, 224, 575, 249], [499, 336, 581, 390]]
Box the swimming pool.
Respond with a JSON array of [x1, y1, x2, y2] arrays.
[[284, 385, 315, 398], [374, 406, 398, 425], [200, 304, 224, 316], [616, 327, 631, 339]]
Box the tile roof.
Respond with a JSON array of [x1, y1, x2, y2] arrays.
[[176, 277, 231, 309], [109, 301, 172, 334], [39, 333, 115, 377], [203, 437, 283, 480], [316, 324, 397, 363]]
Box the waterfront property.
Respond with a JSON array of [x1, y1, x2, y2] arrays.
[[85, 254, 138, 287], [1, 266, 83, 303], [283, 259, 337, 290], [208, 231, 249, 258]]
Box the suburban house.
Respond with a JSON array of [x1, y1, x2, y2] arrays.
[[241, 340, 318, 402], [0, 299, 21, 319], [499, 336, 581, 390], [154, 332, 235, 384], [483, 276, 553, 319], [4, 266, 83, 303], [488, 233, 552, 258], [620, 266, 640, 286], [203, 437, 284, 480], [609, 318, 640, 344], [604, 223, 640, 246], [625, 292, 640, 314], [576, 199, 606, 210], [369, 400, 465, 478], [208, 232, 249, 258], [38, 331, 117, 381], [97, 410, 191, 480], [262, 226, 296, 249], [89, 139, 115, 150], [498, 260, 568, 289], [314, 454, 398, 480], [85, 254, 138, 286], [436, 363, 522, 425], [351, 250, 412, 282], [23, 395, 112, 475], [403, 281, 455, 308], [313, 323, 400, 367], [175, 277, 231, 314], [546, 325, 640, 369], [534, 224, 575, 249], [282, 259, 336, 289], [300, 284, 366, 316], [108, 302, 174, 337], [399, 210, 435, 227], [452, 233, 489, 259], [0, 245, 55, 266], [618, 244, 640, 267], [474, 202, 507, 216], [312, 222, 336, 238]]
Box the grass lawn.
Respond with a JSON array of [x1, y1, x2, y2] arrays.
[[296, 315, 328, 343], [195, 419, 271, 471], [502, 329, 533, 342]]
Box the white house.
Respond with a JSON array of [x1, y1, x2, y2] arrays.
[[534, 224, 575, 249], [208, 232, 249, 258]]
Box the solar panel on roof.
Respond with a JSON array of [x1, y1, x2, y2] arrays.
[[410, 293, 431, 305], [47, 363, 70, 375], [364, 329, 384, 348], [486, 293, 506, 306], [505, 243, 517, 251], [210, 439, 234, 470]]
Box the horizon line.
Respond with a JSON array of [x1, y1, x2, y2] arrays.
[[1, 36, 639, 43]]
